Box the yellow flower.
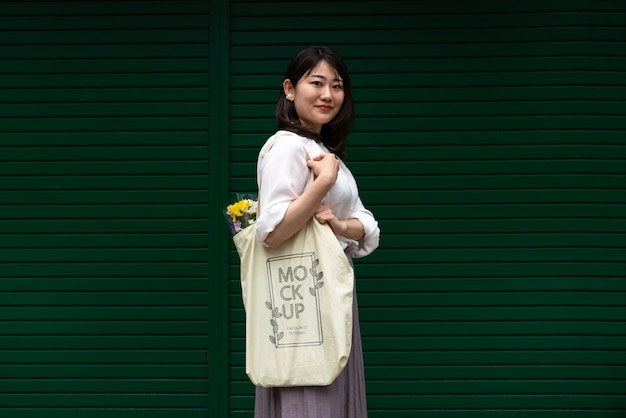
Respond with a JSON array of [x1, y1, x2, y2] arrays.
[[227, 199, 251, 222]]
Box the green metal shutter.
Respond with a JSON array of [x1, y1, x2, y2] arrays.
[[0, 2, 214, 417], [228, 1, 626, 417]]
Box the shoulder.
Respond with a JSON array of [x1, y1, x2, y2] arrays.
[[259, 130, 315, 161]]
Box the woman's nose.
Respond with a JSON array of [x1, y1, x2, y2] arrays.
[[320, 86, 332, 100]]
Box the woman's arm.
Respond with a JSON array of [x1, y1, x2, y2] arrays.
[[263, 153, 339, 248]]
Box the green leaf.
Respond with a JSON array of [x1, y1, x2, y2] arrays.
[[265, 301, 272, 310], [269, 335, 276, 344]]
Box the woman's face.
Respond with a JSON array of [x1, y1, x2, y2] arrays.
[[283, 60, 345, 134]]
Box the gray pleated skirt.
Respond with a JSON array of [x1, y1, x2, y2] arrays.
[[254, 258, 367, 418]]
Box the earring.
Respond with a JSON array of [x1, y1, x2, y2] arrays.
[[286, 94, 294, 101]]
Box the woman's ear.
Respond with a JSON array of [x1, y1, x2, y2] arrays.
[[283, 79, 294, 98]]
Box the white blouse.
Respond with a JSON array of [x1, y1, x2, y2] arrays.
[[255, 130, 380, 258]]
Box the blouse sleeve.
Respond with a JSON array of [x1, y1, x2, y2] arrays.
[[348, 196, 380, 258], [255, 134, 310, 246]]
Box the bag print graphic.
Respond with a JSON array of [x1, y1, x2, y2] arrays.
[[265, 252, 324, 347]]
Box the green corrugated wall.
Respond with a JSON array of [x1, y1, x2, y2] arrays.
[[227, 1, 626, 417], [1, 1, 625, 417], [1, 1, 216, 417]]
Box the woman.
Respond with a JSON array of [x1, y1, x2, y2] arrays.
[[254, 45, 380, 418]]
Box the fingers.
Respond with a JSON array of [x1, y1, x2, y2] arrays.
[[314, 204, 346, 235], [307, 153, 340, 185], [314, 205, 331, 223], [314, 205, 336, 226], [310, 152, 337, 161], [311, 152, 339, 161]]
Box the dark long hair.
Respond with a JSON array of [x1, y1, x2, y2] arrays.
[[275, 45, 355, 159]]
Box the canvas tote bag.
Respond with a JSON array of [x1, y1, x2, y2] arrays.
[[233, 217, 354, 387]]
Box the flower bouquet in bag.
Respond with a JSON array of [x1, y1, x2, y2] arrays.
[[225, 195, 258, 235]]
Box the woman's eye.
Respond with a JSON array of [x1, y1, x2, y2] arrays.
[[333, 84, 343, 89], [312, 81, 322, 86]]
